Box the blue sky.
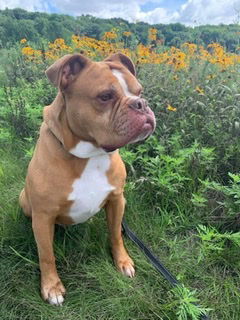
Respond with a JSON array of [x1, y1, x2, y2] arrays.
[[0, 0, 239, 26]]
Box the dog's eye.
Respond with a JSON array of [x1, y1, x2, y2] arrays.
[[99, 92, 113, 102]]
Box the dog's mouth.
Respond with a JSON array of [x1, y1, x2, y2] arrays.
[[103, 146, 118, 153], [102, 113, 156, 153]]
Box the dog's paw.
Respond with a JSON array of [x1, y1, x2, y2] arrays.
[[41, 280, 66, 306], [116, 257, 135, 278], [48, 294, 64, 306]]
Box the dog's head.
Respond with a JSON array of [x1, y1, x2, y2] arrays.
[[46, 53, 155, 152]]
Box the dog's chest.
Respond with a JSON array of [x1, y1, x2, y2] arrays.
[[67, 155, 115, 224]]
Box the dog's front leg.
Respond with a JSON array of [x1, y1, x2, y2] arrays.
[[32, 214, 66, 305], [105, 194, 135, 278]]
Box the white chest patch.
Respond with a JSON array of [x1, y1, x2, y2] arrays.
[[68, 154, 115, 224], [69, 141, 107, 158]]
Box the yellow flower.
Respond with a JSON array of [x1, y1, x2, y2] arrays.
[[195, 86, 205, 95], [206, 74, 216, 80], [103, 31, 118, 40], [123, 31, 132, 37], [167, 104, 177, 112], [22, 46, 35, 56], [182, 42, 197, 55], [148, 28, 157, 41], [20, 38, 27, 44]]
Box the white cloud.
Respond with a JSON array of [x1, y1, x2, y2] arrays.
[[0, 0, 239, 25], [51, 0, 154, 22], [137, 7, 179, 24], [179, 0, 240, 25], [0, 0, 51, 12]]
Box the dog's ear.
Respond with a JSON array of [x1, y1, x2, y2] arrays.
[[46, 54, 90, 89], [105, 53, 136, 76]]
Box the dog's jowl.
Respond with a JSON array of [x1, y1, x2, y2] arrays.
[[19, 53, 156, 305]]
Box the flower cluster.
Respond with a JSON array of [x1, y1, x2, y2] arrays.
[[207, 43, 239, 68], [148, 28, 158, 41], [123, 31, 132, 37], [102, 28, 118, 41], [20, 31, 240, 71]]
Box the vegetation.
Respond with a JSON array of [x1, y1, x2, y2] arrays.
[[0, 8, 240, 51], [0, 14, 240, 320]]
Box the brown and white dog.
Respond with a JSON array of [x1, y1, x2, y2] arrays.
[[19, 53, 155, 306]]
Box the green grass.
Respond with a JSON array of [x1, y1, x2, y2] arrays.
[[0, 46, 240, 319], [0, 146, 239, 320]]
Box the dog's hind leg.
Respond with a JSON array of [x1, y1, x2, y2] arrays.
[[19, 188, 32, 217]]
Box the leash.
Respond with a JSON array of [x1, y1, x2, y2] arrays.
[[121, 218, 210, 320]]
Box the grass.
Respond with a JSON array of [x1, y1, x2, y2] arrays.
[[0, 39, 240, 319], [0, 145, 239, 320]]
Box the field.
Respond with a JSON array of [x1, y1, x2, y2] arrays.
[[0, 30, 240, 320]]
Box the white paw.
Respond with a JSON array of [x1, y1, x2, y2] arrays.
[[41, 280, 66, 306], [116, 257, 135, 278], [48, 294, 64, 306], [122, 264, 135, 278]]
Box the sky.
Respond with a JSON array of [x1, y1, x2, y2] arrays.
[[0, 0, 240, 26]]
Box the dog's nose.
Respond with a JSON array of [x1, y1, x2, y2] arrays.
[[129, 98, 147, 112]]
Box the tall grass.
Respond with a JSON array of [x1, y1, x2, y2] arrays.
[[0, 36, 240, 319]]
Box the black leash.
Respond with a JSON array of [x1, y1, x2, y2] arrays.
[[122, 218, 210, 320]]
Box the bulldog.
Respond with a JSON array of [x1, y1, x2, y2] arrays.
[[19, 53, 155, 306]]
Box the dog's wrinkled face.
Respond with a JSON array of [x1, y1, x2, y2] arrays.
[[46, 53, 156, 151]]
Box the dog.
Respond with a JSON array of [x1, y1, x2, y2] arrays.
[[19, 52, 156, 305]]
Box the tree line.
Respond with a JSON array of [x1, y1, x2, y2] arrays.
[[0, 8, 239, 51]]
